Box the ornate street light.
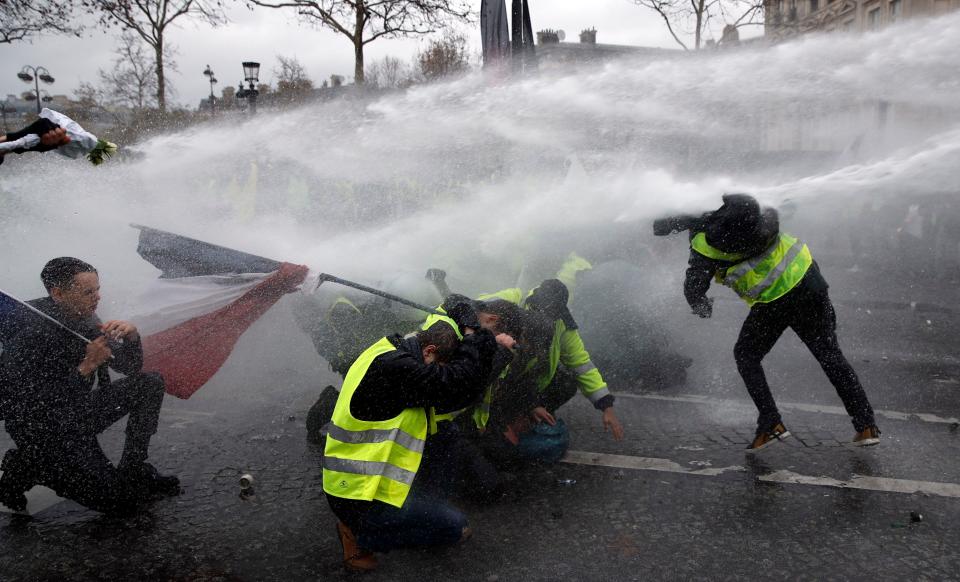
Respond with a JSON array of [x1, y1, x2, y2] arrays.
[[203, 65, 218, 114], [17, 65, 55, 114], [236, 61, 261, 114]]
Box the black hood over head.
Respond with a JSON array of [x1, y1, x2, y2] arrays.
[[705, 193, 779, 256], [525, 279, 578, 330]]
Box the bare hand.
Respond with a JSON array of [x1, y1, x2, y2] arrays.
[[79, 336, 112, 376], [494, 333, 517, 350], [531, 406, 556, 426], [101, 320, 139, 341], [602, 408, 625, 442], [40, 127, 70, 148]]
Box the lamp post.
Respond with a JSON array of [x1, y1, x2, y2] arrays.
[[236, 61, 260, 114], [203, 65, 218, 114], [17, 65, 55, 115]]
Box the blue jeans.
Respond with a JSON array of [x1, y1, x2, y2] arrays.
[[327, 488, 467, 553]]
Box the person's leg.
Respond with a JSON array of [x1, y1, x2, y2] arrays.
[[734, 303, 790, 431], [79, 372, 165, 468], [354, 489, 468, 553], [541, 369, 579, 415], [790, 291, 877, 432]]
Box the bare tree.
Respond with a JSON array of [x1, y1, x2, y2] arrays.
[[366, 55, 411, 89], [246, 0, 472, 84], [86, 0, 225, 112], [416, 32, 469, 81], [0, 0, 80, 44], [629, 0, 763, 50], [273, 55, 315, 103], [98, 33, 169, 110]]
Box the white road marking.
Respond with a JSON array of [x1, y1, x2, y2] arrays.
[[562, 450, 960, 499], [616, 392, 960, 426]]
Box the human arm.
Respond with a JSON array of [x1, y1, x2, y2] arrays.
[[392, 330, 502, 412], [101, 320, 144, 376], [0, 119, 70, 164], [684, 249, 719, 318], [558, 328, 613, 410]]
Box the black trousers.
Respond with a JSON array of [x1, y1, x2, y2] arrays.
[[6, 372, 166, 515], [733, 288, 876, 433]]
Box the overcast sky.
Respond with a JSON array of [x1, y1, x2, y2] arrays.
[[0, 1, 723, 107]]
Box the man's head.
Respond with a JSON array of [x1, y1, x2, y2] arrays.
[[525, 279, 578, 330], [475, 299, 523, 338], [41, 257, 99, 319], [416, 321, 461, 365]]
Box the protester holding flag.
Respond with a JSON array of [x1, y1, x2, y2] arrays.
[[0, 257, 179, 515]]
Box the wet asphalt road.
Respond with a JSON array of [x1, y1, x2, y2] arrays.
[[1, 264, 958, 581]]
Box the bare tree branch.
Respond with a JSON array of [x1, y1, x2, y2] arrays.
[[629, 0, 763, 49], [86, 0, 225, 111], [0, 0, 81, 44], [247, 0, 472, 84]]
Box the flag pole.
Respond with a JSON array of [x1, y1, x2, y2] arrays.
[[316, 274, 443, 316], [0, 288, 92, 344]]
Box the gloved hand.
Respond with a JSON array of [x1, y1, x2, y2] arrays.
[[424, 268, 447, 284], [6, 118, 63, 152], [691, 297, 714, 318], [445, 300, 479, 335]]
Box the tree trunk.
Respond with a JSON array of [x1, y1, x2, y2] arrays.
[[353, 4, 365, 84], [155, 34, 166, 112], [354, 38, 365, 84], [695, 0, 705, 49]]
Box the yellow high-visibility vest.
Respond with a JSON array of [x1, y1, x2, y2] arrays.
[[323, 337, 428, 508], [691, 232, 813, 306]]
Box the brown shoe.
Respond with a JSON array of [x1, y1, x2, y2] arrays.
[[852, 426, 881, 447], [336, 521, 378, 571], [746, 423, 791, 453]]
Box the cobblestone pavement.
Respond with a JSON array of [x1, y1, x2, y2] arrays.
[[1, 278, 959, 581]]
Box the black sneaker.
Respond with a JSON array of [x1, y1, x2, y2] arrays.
[[746, 423, 791, 453], [120, 462, 181, 497], [0, 449, 35, 512]]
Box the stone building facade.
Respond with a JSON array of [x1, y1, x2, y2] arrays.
[[763, 0, 960, 39]]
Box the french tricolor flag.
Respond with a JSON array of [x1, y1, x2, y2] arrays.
[[130, 225, 308, 399]]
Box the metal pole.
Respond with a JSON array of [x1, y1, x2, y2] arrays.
[[0, 288, 92, 345], [316, 274, 442, 315], [33, 68, 41, 115]]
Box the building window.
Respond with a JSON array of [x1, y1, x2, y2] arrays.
[[889, 0, 902, 20], [867, 7, 881, 30], [811, 0, 820, 11]]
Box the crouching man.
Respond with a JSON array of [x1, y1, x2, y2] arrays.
[[0, 257, 179, 515], [324, 309, 515, 571]]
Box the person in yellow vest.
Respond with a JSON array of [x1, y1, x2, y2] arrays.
[[416, 291, 523, 501], [683, 194, 880, 451], [324, 309, 516, 571], [518, 279, 625, 442]]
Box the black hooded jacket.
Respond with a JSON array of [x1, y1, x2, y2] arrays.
[[348, 330, 500, 421], [684, 195, 827, 310]]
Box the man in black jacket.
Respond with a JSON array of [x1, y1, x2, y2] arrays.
[[0, 257, 179, 515], [325, 303, 515, 571], [682, 195, 879, 451]]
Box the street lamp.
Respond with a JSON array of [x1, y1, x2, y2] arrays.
[[17, 65, 55, 114], [236, 61, 260, 114], [203, 64, 218, 114]]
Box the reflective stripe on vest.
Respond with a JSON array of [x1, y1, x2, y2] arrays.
[[720, 234, 812, 306], [323, 337, 428, 508], [572, 361, 597, 376], [323, 456, 417, 487]]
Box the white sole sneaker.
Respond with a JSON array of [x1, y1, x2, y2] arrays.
[[745, 430, 791, 454]]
